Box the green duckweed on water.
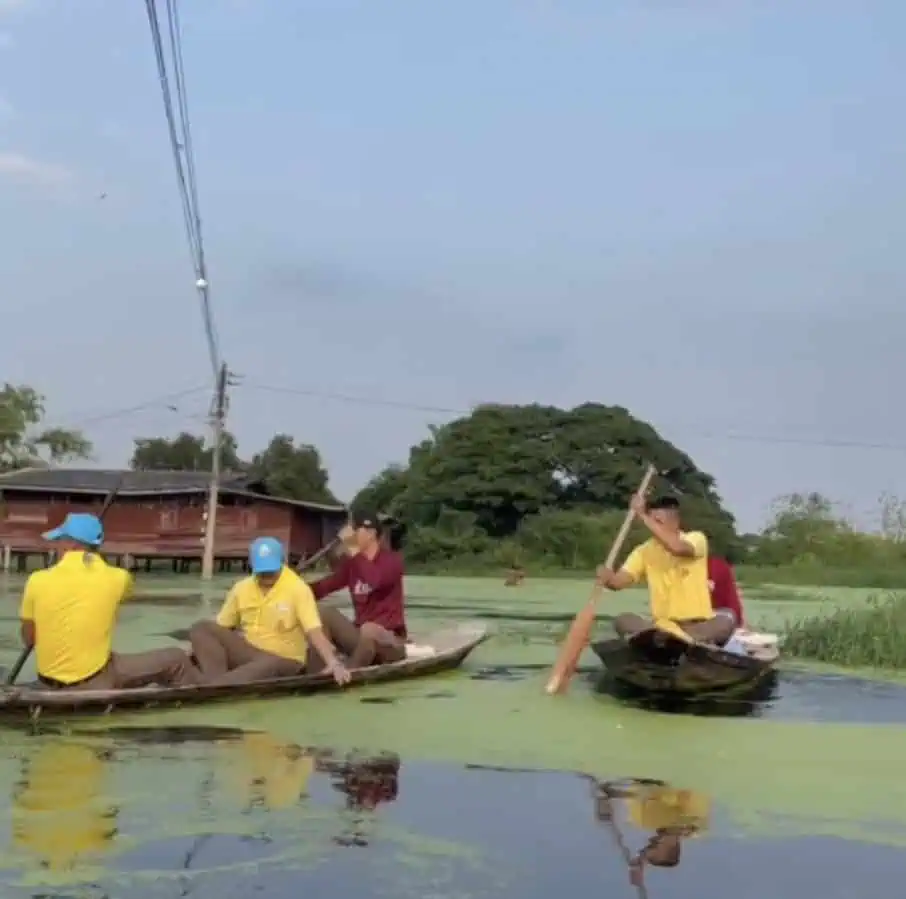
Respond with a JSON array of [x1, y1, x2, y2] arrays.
[[0, 571, 905, 890]]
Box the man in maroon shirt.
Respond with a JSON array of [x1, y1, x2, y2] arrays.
[[309, 511, 407, 669], [707, 556, 745, 629]]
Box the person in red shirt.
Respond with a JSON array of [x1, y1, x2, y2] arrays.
[[309, 511, 407, 669], [707, 556, 745, 629]]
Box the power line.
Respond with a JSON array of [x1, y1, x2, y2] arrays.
[[41, 386, 209, 432], [242, 381, 906, 453], [143, 0, 221, 381]]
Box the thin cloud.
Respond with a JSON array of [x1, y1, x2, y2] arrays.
[[0, 152, 71, 187]]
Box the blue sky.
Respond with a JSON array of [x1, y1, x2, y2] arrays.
[[2, 0, 905, 531]]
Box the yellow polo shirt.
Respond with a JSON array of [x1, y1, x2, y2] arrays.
[[12, 741, 117, 869], [19, 551, 133, 684], [626, 784, 710, 835], [621, 531, 713, 621], [216, 566, 322, 663]]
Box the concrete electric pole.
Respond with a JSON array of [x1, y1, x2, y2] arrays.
[[201, 363, 229, 580]]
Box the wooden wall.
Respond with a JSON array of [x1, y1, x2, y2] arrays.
[[0, 492, 338, 560]]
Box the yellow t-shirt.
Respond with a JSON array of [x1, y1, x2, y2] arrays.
[[620, 531, 713, 621], [626, 785, 710, 834], [12, 741, 117, 869], [228, 732, 314, 811], [216, 566, 322, 663], [19, 551, 133, 684]]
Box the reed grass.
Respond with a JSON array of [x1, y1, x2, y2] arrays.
[[783, 593, 906, 669]]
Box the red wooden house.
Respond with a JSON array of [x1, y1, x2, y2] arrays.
[[0, 468, 347, 572]]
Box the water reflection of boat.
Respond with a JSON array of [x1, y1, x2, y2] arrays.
[[11, 739, 118, 872], [318, 751, 402, 847], [593, 778, 710, 895], [592, 628, 779, 699], [0, 623, 488, 716]]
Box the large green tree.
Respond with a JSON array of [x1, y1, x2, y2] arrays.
[[352, 464, 410, 515], [0, 383, 92, 471], [249, 434, 339, 505], [130, 430, 244, 472], [372, 402, 739, 555]]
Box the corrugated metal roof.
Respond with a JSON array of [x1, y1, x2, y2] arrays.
[[0, 468, 346, 513]]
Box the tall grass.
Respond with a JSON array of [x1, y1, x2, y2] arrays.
[[783, 593, 906, 669]]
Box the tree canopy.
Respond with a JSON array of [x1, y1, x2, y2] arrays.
[[130, 431, 243, 473], [130, 430, 338, 505], [248, 434, 338, 506], [0, 384, 92, 472], [352, 402, 740, 559]]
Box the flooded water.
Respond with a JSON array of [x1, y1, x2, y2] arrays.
[[1, 574, 905, 897]]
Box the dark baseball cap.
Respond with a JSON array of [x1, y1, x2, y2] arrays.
[[351, 510, 383, 532], [646, 494, 680, 511]]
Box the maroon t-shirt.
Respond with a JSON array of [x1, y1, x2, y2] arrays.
[[310, 550, 407, 638], [708, 556, 745, 627]]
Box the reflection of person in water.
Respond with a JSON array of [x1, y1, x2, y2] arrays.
[[229, 732, 315, 812], [319, 753, 401, 846], [12, 740, 118, 871], [593, 779, 709, 892]]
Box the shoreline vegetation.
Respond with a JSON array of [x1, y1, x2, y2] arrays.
[[406, 560, 906, 590]]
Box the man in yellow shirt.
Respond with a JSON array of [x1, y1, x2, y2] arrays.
[[19, 513, 199, 690], [596, 494, 734, 645], [188, 537, 351, 686]]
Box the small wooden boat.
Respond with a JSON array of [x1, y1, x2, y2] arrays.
[[0, 622, 488, 717], [592, 627, 779, 697]]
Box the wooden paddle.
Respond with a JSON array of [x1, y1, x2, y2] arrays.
[[544, 464, 658, 695], [5, 474, 125, 687], [295, 536, 342, 574], [593, 782, 650, 899]]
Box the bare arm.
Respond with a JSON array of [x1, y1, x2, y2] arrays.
[[601, 570, 636, 591], [598, 546, 645, 591], [639, 513, 698, 557], [306, 627, 343, 670], [20, 620, 35, 649], [19, 574, 37, 648]]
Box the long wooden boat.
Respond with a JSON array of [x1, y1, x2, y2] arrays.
[[592, 628, 779, 697], [0, 622, 488, 717]]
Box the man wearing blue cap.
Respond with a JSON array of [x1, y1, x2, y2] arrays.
[[19, 512, 200, 690], [188, 536, 351, 686]]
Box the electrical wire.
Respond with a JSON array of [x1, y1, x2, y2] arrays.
[[242, 381, 906, 453], [143, 0, 221, 382], [37, 386, 209, 433]]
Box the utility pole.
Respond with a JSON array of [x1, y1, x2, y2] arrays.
[[201, 362, 229, 580]]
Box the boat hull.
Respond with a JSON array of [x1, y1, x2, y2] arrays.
[[0, 623, 488, 716], [591, 633, 777, 697]]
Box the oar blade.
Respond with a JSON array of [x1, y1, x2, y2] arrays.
[[545, 591, 600, 695]]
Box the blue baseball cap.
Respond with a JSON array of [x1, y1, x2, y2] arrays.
[[42, 513, 105, 547], [249, 537, 284, 574]]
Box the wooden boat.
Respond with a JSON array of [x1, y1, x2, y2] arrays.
[[592, 627, 779, 697], [0, 622, 488, 716]]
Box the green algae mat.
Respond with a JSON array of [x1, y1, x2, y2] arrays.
[[0, 572, 904, 884]]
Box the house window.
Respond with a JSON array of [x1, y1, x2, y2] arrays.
[[160, 509, 179, 531], [241, 509, 258, 531]]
